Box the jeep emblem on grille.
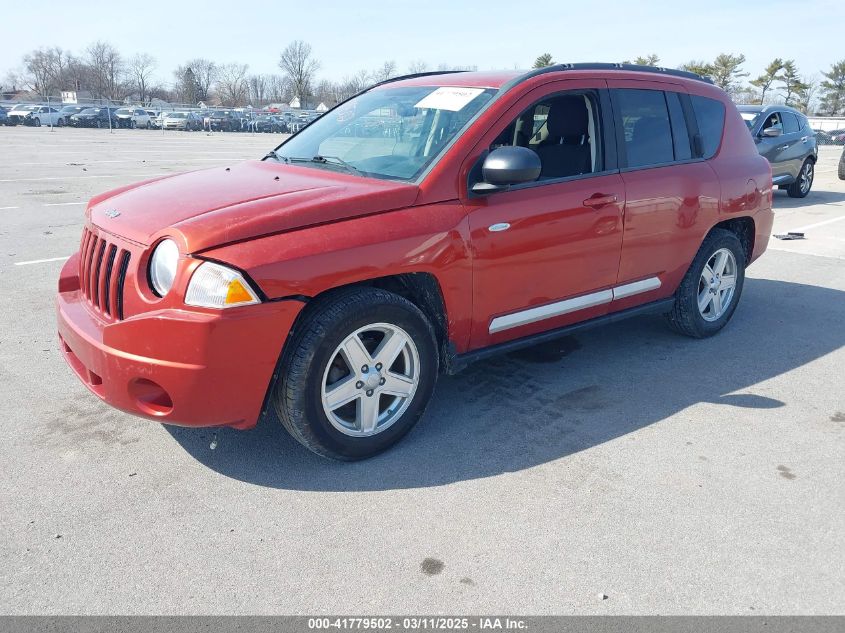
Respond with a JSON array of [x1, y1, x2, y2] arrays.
[[104, 209, 120, 218]]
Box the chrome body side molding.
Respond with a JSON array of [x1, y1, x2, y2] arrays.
[[489, 276, 662, 334]]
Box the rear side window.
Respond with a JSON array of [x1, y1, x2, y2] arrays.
[[615, 89, 674, 168], [782, 112, 799, 134], [690, 95, 725, 159]]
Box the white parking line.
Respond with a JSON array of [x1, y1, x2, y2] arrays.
[[793, 215, 845, 232], [0, 173, 164, 183], [43, 202, 84, 207], [0, 206, 20, 210], [14, 256, 70, 266], [17, 157, 240, 166]]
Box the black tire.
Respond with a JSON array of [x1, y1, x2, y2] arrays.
[[274, 287, 439, 460], [129, 119, 136, 129], [787, 158, 814, 198], [666, 228, 746, 338], [33, 118, 41, 127], [838, 155, 845, 181]]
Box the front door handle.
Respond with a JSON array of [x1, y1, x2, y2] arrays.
[[583, 194, 618, 209]]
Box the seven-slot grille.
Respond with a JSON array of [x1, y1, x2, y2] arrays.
[[78, 227, 132, 320]]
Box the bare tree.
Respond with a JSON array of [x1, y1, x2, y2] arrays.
[[128, 53, 156, 104], [278, 41, 320, 107], [217, 63, 250, 106], [174, 59, 217, 103], [248, 74, 269, 105], [22, 47, 71, 97], [408, 60, 429, 74], [86, 41, 125, 100], [372, 60, 398, 82]]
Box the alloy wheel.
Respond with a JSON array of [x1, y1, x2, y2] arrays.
[[698, 248, 737, 322], [800, 161, 814, 195], [321, 323, 420, 437]]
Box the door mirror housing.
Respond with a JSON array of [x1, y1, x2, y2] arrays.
[[761, 127, 782, 138], [472, 146, 542, 194]]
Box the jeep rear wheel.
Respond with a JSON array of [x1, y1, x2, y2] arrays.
[[787, 159, 814, 198], [667, 228, 746, 338], [274, 288, 438, 460]]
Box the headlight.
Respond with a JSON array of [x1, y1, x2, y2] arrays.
[[149, 239, 179, 297], [185, 261, 260, 309]]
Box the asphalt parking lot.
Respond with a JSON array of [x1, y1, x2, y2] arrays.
[[1, 127, 843, 615]]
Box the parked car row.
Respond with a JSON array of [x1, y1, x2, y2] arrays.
[[813, 128, 845, 145], [1, 103, 323, 133]]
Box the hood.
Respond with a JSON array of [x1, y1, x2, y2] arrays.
[[88, 160, 420, 253]]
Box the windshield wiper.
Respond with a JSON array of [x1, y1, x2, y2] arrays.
[[310, 155, 362, 175], [263, 149, 284, 162], [267, 154, 363, 176]]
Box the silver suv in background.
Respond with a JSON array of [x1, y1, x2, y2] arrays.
[[738, 104, 817, 198]]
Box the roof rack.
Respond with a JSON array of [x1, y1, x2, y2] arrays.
[[506, 63, 713, 89], [368, 70, 469, 90]]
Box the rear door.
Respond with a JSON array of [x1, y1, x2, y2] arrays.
[[608, 81, 722, 307], [780, 111, 807, 178]]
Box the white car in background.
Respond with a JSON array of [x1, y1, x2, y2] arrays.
[[6, 104, 40, 125], [26, 106, 64, 127], [114, 107, 152, 129]]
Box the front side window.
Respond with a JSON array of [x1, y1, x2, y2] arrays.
[[271, 86, 495, 181], [488, 90, 601, 180], [615, 89, 674, 168], [761, 111, 782, 133]]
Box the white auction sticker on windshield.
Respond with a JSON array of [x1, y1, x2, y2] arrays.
[[414, 87, 484, 112]]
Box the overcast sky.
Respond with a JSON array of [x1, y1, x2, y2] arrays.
[[1, 0, 840, 85]]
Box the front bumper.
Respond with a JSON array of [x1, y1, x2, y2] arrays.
[[56, 254, 304, 429]]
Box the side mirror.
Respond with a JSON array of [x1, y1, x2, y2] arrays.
[[472, 146, 542, 194], [761, 127, 782, 138]]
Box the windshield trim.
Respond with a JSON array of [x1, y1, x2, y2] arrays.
[[266, 83, 502, 185]]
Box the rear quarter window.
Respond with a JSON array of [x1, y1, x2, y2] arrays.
[[690, 95, 725, 159]]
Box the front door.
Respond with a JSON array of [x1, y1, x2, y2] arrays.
[[463, 82, 625, 349]]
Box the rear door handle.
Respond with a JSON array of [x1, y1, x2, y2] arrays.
[[583, 194, 618, 208]]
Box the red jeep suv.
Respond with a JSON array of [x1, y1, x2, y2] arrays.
[[57, 64, 773, 460]]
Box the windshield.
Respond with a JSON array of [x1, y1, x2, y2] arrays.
[[270, 85, 496, 181], [169, 113, 186, 118], [740, 111, 760, 130], [81, 108, 101, 114]]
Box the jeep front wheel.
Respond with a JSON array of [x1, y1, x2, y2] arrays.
[[274, 288, 438, 460]]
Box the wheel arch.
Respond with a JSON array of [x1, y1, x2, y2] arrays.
[[291, 272, 451, 366], [710, 216, 755, 265]]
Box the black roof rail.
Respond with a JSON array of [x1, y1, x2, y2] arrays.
[[503, 63, 713, 91], [369, 69, 469, 89]]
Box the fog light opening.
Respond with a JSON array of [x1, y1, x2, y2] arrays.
[[129, 378, 173, 416]]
